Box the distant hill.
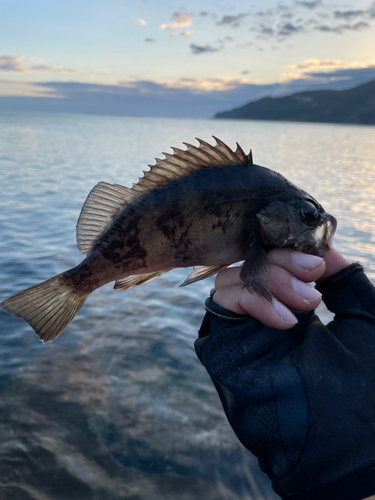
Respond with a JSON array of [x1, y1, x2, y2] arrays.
[[215, 79, 375, 125]]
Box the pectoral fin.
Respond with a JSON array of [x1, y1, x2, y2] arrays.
[[240, 239, 272, 301], [180, 264, 233, 287]]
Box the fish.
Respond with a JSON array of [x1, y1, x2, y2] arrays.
[[0, 136, 337, 344]]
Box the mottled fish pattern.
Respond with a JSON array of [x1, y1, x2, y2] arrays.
[[1, 137, 337, 343]]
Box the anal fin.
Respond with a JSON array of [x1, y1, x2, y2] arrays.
[[240, 239, 272, 301], [179, 264, 233, 287], [114, 271, 168, 291]]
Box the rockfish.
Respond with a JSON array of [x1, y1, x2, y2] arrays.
[[1, 137, 336, 343]]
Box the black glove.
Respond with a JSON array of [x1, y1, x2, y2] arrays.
[[196, 263, 375, 500]]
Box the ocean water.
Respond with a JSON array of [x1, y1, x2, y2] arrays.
[[0, 112, 374, 500]]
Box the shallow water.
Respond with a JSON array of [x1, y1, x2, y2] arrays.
[[0, 113, 374, 499]]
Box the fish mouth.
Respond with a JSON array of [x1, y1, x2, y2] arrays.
[[288, 213, 337, 256], [311, 214, 337, 256]]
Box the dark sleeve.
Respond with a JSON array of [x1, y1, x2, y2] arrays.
[[196, 264, 375, 500]]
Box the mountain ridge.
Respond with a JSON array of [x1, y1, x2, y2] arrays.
[[214, 79, 375, 125]]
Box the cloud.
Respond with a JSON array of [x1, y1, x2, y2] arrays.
[[290, 58, 375, 72], [278, 22, 303, 37], [253, 5, 302, 40], [250, 0, 375, 42], [30, 64, 79, 73], [113, 77, 256, 94], [160, 12, 192, 30], [259, 25, 275, 36], [315, 21, 370, 33], [216, 13, 249, 27], [1, 66, 375, 119], [291, 59, 373, 70], [333, 3, 375, 21], [136, 19, 146, 27], [255, 5, 293, 18], [0, 79, 61, 97], [170, 30, 192, 37], [304, 67, 375, 83], [163, 76, 252, 92], [281, 59, 375, 84], [255, 21, 303, 41], [0, 55, 78, 73], [0, 55, 26, 72], [334, 10, 365, 20], [189, 44, 220, 55], [296, 1, 321, 9], [215, 36, 235, 47]]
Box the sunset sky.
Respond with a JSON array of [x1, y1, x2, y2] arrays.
[[1, 0, 374, 118]]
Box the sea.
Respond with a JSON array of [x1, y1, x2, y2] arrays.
[[0, 112, 374, 500]]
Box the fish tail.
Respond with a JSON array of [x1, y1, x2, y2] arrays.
[[0, 273, 89, 344]]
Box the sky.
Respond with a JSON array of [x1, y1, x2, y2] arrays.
[[0, 0, 374, 118]]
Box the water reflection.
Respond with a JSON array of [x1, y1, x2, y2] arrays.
[[0, 310, 274, 499]]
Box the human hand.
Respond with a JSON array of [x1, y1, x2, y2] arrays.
[[197, 255, 375, 500], [212, 248, 349, 329]]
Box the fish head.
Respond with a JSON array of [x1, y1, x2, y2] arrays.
[[256, 198, 337, 257]]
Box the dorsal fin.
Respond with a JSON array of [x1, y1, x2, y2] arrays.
[[136, 136, 251, 192], [77, 137, 253, 254]]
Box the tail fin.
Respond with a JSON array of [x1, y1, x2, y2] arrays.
[[0, 273, 89, 344]]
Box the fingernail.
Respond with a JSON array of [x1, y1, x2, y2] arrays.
[[292, 277, 322, 303], [292, 252, 324, 271], [273, 298, 298, 325]]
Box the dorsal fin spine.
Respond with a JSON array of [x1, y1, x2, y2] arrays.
[[182, 142, 221, 166], [196, 138, 231, 165], [161, 154, 192, 172], [142, 172, 159, 184], [235, 142, 249, 164], [212, 136, 242, 164], [194, 139, 223, 165], [132, 183, 148, 192], [149, 172, 171, 182], [170, 147, 211, 168], [149, 165, 179, 180], [150, 164, 176, 174]]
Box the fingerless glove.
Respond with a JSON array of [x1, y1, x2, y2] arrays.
[[196, 264, 375, 500]]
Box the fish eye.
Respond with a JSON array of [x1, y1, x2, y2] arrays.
[[300, 200, 319, 226]]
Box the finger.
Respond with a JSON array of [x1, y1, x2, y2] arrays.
[[316, 248, 350, 282], [214, 264, 321, 312], [268, 264, 322, 311], [267, 248, 326, 283], [214, 249, 326, 290], [213, 285, 298, 330], [214, 265, 246, 289]]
